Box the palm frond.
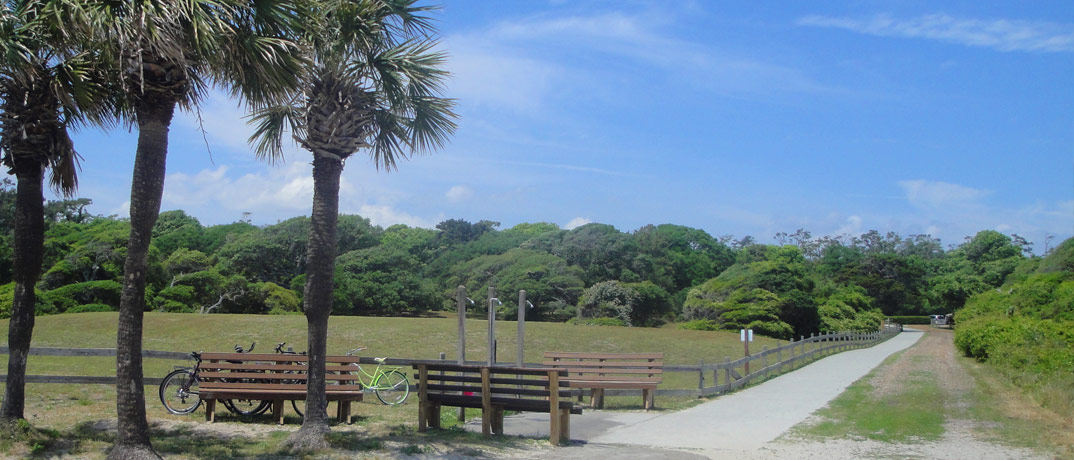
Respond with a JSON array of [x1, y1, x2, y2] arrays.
[[247, 103, 301, 163]]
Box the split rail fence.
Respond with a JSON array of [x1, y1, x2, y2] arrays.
[[1, 325, 901, 400]]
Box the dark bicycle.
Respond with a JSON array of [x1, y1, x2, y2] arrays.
[[158, 342, 270, 416]]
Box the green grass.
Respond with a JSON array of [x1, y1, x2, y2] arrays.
[[0, 312, 891, 457], [792, 351, 946, 443], [0, 311, 788, 456], [959, 355, 1074, 458]]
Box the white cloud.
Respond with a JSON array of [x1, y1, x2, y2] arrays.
[[445, 185, 474, 203], [353, 204, 434, 229], [897, 179, 990, 209], [834, 215, 863, 236], [110, 201, 131, 219], [565, 217, 592, 229], [797, 13, 1074, 53]]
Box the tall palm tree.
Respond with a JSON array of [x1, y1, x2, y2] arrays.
[[0, 0, 109, 422], [249, 0, 455, 449], [86, 2, 305, 457]]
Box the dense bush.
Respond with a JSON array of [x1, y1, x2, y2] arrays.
[[566, 317, 627, 327], [67, 303, 115, 313], [38, 280, 122, 314], [679, 319, 719, 331], [885, 315, 931, 325], [955, 240, 1074, 415]]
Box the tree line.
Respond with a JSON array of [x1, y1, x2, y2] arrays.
[[2, 184, 1056, 343]]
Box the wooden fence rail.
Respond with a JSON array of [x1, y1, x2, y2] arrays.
[[0, 325, 901, 397]]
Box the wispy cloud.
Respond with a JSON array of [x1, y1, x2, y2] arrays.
[[445, 185, 474, 203], [797, 13, 1074, 53], [565, 217, 592, 229], [898, 179, 990, 209]]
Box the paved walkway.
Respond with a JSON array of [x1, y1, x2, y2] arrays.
[[467, 329, 923, 455]]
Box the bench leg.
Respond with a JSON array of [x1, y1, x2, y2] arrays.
[[273, 400, 285, 425], [204, 399, 216, 423], [644, 389, 654, 410], [481, 406, 492, 436], [491, 406, 504, 435], [419, 401, 441, 432], [591, 388, 604, 409], [337, 401, 352, 424], [559, 410, 571, 445]]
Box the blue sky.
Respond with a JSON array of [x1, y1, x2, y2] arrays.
[[62, 1, 1073, 252]]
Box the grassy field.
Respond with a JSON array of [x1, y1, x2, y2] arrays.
[[1, 312, 798, 457]]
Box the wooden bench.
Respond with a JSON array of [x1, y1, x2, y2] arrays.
[[197, 352, 363, 424], [544, 352, 663, 410], [412, 363, 582, 445]]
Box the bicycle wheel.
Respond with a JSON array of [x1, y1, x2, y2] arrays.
[[290, 400, 329, 418], [226, 398, 270, 416], [373, 370, 410, 406], [159, 369, 200, 415]]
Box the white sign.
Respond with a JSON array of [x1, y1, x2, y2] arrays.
[[740, 329, 754, 342]]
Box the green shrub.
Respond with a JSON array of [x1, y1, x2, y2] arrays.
[[885, 315, 931, 325], [679, 319, 719, 331], [38, 280, 121, 314], [66, 303, 114, 314], [954, 314, 1019, 360], [566, 317, 627, 327]]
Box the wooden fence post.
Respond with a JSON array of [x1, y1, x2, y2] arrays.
[[776, 341, 783, 373], [724, 356, 731, 390], [698, 359, 704, 396]]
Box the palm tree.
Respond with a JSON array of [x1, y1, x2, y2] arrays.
[[86, 2, 305, 457], [0, 0, 109, 422], [249, 0, 455, 449]]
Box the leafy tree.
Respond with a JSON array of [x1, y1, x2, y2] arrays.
[[624, 281, 673, 326], [577, 280, 637, 326], [683, 245, 816, 338], [448, 248, 584, 321], [248, 0, 456, 448], [151, 210, 204, 256]]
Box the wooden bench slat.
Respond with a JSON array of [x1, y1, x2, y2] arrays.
[[198, 371, 359, 382], [545, 352, 664, 360], [540, 360, 663, 368], [201, 382, 361, 391], [419, 363, 565, 376], [199, 363, 357, 373], [413, 374, 570, 387], [549, 367, 663, 375]]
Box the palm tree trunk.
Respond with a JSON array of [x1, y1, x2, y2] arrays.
[[110, 99, 174, 460], [1, 159, 44, 420], [286, 154, 342, 450]]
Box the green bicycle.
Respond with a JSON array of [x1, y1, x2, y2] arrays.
[[346, 347, 410, 406]]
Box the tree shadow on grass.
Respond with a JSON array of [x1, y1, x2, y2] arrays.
[[29, 417, 537, 458]]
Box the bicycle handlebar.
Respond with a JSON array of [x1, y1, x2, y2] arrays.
[[347, 347, 367, 355], [234, 342, 255, 353]]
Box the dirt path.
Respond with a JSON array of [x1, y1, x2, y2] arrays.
[[509, 328, 1055, 460], [741, 327, 1050, 460]]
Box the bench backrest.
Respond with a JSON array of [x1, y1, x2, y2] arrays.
[[543, 352, 664, 383], [413, 363, 572, 413], [198, 353, 361, 393]]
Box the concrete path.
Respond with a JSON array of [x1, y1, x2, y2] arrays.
[[467, 329, 924, 454]]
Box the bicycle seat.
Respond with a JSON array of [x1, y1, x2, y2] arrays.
[[374, 357, 387, 364]]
